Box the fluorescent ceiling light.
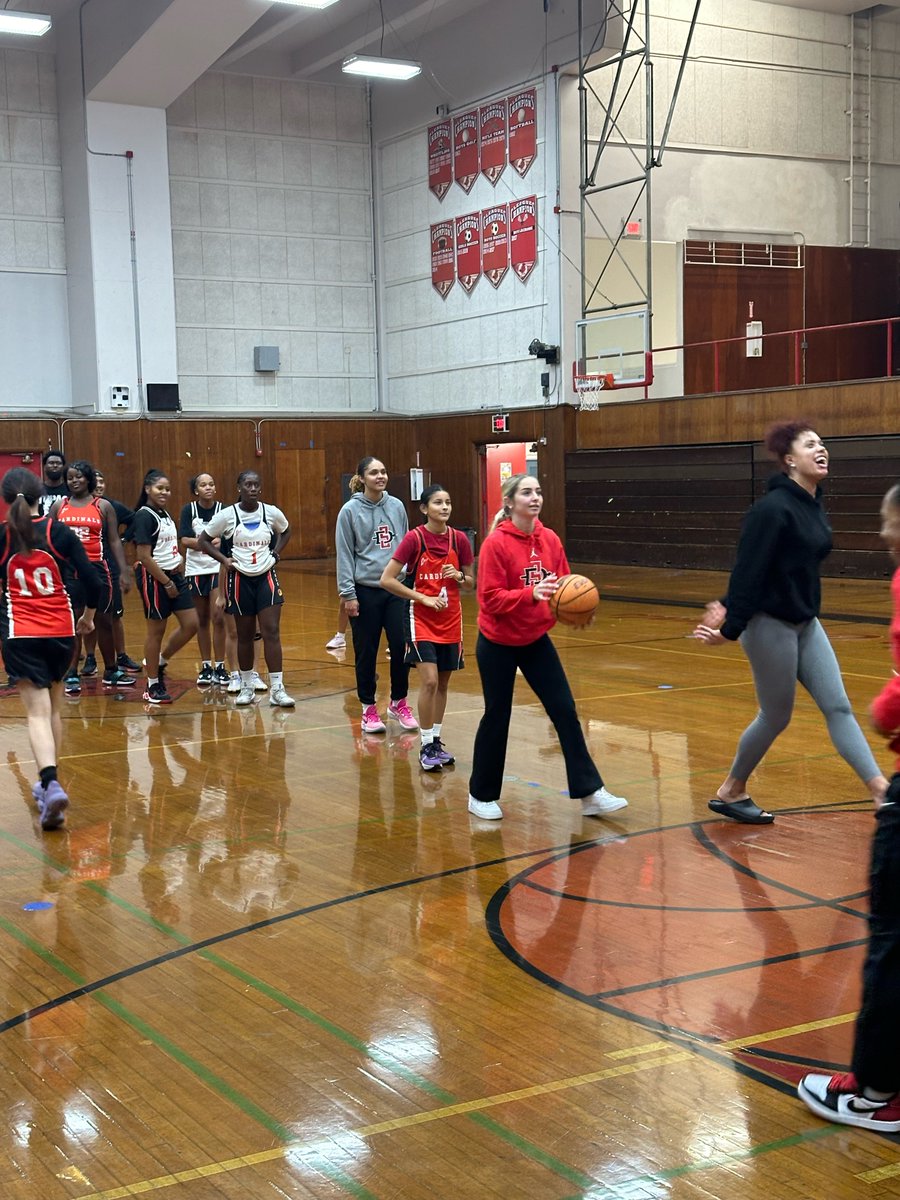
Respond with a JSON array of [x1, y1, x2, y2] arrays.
[[273, 1, 340, 7], [342, 54, 421, 80], [0, 12, 51, 36]]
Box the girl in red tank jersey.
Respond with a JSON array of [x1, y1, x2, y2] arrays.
[[380, 485, 474, 772], [50, 460, 133, 693], [0, 468, 99, 831]]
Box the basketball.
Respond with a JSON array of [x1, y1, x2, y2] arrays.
[[548, 573, 599, 627]]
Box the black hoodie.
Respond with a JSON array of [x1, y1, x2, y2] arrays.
[[720, 473, 832, 641]]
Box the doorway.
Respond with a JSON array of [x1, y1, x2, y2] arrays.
[[479, 442, 538, 540], [0, 451, 42, 519]]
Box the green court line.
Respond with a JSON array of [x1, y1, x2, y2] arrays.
[[0, 908, 381, 1199], [1, 830, 598, 1192], [563, 1124, 839, 1198]]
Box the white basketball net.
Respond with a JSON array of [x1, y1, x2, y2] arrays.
[[573, 374, 611, 412]]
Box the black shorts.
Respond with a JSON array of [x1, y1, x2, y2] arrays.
[[405, 640, 464, 672], [110, 574, 124, 618], [226, 568, 284, 617], [3, 637, 74, 688], [188, 573, 219, 598], [68, 561, 113, 615], [134, 566, 194, 620]]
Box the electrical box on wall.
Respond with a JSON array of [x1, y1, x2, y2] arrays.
[[254, 345, 280, 372], [110, 386, 130, 411]]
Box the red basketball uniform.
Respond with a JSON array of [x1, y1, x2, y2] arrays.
[[0, 520, 78, 639], [54, 497, 105, 561], [395, 527, 471, 644]]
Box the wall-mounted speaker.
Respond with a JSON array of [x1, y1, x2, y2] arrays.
[[146, 383, 181, 413]]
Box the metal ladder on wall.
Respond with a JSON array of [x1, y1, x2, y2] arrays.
[[846, 10, 872, 246]]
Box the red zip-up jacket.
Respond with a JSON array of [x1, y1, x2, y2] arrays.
[[476, 518, 569, 646]]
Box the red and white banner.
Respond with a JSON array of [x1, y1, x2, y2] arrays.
[[455, 212, 481, 294], [509, 195, 537, 282], [453, 110, 479, 194], [479, 99, 507, 185], [431, 221, 455, 298], [428, 120, 452, 201], [482, 203, 509, 289], [508, 88, 537, 178]]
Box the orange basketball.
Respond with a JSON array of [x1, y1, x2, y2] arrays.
[[548, 573, 599, 627]]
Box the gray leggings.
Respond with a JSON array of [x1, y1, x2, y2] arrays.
[[730, 613, 880, 784]]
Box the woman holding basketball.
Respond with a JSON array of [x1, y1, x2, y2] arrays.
[[380, 484, 474, 771], [467, 473, 627, 821]]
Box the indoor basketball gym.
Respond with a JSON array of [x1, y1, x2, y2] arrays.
[[1, 2, 900, 1198]]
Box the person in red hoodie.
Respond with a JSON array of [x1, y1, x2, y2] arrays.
[[467, 474, 628, 821]]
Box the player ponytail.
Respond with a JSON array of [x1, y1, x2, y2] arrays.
[[349, 456, 378, 494], [489, 473, 528, 533], [1, 467, 44, 554]]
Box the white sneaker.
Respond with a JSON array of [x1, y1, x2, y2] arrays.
[[227, 671, 241, 694], [251, 670, 268, 692], [235, 684, 256, 707], [325, 633, 346, 650], [581, 786, 629, 817], [468, 795, 503, 820], [269, 684, 295, 708]]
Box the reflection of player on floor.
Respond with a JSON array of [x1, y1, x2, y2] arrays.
[[380, 484, 473, 772], [198, 469, 295, 708], [0, 468, 99, 830], [132, 469, 199, 705], [466, 473, 628, 822], [799, 482, 900, 1131]]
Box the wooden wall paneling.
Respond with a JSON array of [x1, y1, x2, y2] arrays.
[[0, 421, 60, 457]]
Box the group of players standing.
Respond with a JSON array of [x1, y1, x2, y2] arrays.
[[0, 451, 294, 830]]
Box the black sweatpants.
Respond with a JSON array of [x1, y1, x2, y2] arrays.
[[468, 631, 602, 804], [350, 585, 410, 706], [852, 774, 900, 1092]]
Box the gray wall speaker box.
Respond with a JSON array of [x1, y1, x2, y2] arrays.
[[254, 345, 280, 372], [146, 383, 181, 412]]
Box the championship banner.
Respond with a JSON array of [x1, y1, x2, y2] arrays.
[[431, 220, 455, 298], [482, 203, 509, 289], [508, 87, 537, 178], [453, 110, 479, 194], [428, 120, 452, 201], [479, 99, 507, 185], [455, 212, 481, 294], [510, 195, 537, 282]]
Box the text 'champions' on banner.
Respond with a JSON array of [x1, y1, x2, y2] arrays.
[[453, 110, 479, 194], [431, 220, 455, 297], [428, 120, 452, 201]]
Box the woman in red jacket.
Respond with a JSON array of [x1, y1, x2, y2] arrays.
[[467, 474, 628, 821]]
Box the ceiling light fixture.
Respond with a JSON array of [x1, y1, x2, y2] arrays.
[[272, 0, 340, 8], [342, 54, 421, 80], [0, 11, 51, 36]]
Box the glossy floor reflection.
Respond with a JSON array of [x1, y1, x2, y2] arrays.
[[1, 563, 898, 1198]]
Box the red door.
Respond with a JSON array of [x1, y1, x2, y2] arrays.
[[481, 442, 527, 540], [0, 452, 42, 519]]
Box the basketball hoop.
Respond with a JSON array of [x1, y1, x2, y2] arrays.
[[573, 372, 615, 411]]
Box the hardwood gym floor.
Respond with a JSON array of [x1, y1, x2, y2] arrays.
[[0, 562, 897, 1199]]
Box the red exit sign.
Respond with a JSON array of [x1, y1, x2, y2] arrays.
[[491, 413, 509, 434]]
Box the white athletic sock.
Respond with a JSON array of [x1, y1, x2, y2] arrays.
[[240, 670, 254, 687], [433, 723, 443, 739], [270, 672, 283, 689], [420, 727, 435, 747]]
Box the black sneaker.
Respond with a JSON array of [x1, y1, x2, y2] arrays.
[[103, 667, 136, 688], [81, 653, 98, 677], [212, 664, 230, 686], [118, 652, 142, 672], [158, 661, 167, 689], [143, 681, 172, 705], [197, 663, 215, 686]]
